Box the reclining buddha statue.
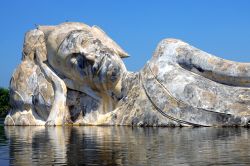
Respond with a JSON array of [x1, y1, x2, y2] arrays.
[[4, 22, 250, 126]]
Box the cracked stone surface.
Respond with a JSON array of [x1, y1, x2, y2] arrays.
[[5, 22, 250, 126]]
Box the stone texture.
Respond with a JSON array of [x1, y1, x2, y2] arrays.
[[5, 22, 250, 126]]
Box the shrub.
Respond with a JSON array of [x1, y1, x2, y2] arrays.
[[0, 87, 10, 117]]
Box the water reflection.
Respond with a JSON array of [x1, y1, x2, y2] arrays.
[[1, 126, 250, 165]]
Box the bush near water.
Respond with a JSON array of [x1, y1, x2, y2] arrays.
[[0, 87, 10, 117]]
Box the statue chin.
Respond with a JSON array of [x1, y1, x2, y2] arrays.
[[4, 22, 250, 127]]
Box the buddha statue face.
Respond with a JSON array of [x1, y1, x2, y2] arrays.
[[45, 23, 128, 99]]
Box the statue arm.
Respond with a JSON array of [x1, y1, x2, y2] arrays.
[[35, 48, 69, 125]]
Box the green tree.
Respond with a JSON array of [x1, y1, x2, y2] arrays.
[[0, 87, 10, 117]]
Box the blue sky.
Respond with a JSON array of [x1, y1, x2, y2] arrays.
[[0, 0, 250, 87]]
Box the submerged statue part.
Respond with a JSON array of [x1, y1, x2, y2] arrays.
[[5, 22, 250, 126]]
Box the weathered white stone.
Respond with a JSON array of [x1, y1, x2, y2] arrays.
[[5, 23, 250, 126]]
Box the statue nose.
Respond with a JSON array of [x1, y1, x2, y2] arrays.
[[92, 61, 99, 75], [91, 55, 106, 76], [92, 65, 98, 74]]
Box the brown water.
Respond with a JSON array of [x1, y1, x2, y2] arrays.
[[0, 124, 250, 166]]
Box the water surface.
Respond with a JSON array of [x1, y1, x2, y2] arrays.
[[0, 124, 250, 165]]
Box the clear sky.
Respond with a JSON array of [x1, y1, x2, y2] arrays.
[[0, 0, 250, 88]]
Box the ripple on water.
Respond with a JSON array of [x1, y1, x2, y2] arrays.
[[0, 126, 249, 165]]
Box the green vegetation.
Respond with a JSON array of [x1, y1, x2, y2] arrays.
[[0, 87, 10, 117]]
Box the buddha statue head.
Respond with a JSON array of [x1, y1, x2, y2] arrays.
[[43, 22, 129, 101]]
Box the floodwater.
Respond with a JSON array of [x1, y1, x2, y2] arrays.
[[0, 122, 250, 165]]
